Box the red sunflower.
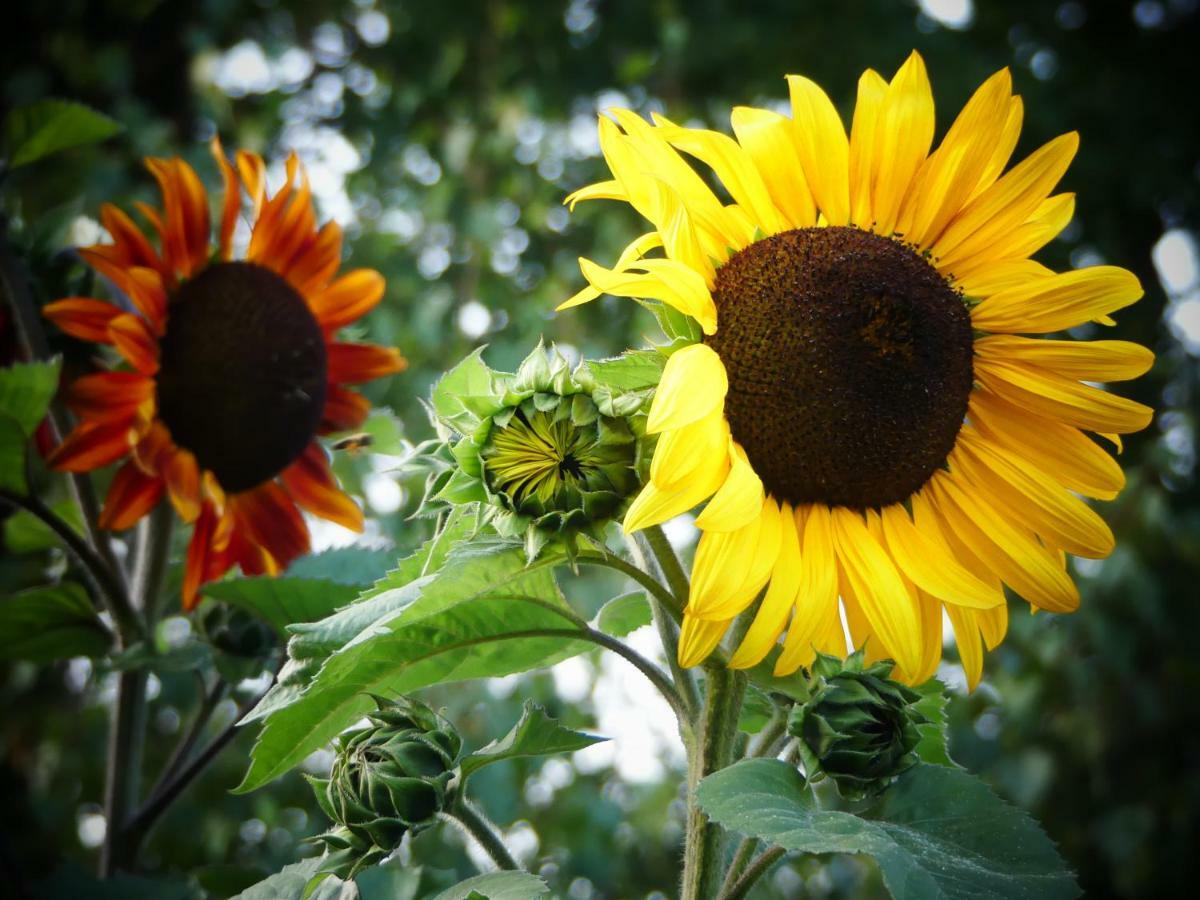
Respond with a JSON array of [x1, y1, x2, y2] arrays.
[[44, 139, 405, 609]]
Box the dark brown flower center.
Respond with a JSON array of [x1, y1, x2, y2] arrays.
[[156, 262, 327, 493], [704, 227, 973, 509]]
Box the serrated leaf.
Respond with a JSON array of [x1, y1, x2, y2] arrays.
[[594, 591, 651, 637], [0, 582, 111, 662], [237, 542, 589, 792], [202, 577, 362, 631], [0, 359, 61, 493], [459, 700, 606, 777], [583, 350, 665, 391], [288, 547, 396, 587], [431, 872, 549, 900], [431, 347, 504, 432], [697, 759, 1079, 900], [912, 678, 958, 768], [4, 99, 122, 168]]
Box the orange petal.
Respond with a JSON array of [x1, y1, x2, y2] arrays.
[[98, 204, 163, 273], [123, 266, 168, 333], [309, 269, 385, 331], [281, 442, 364, 531], [108, 313, 159, 374], [327, 342, 406, 384], [63, 371, 153, 422], [319, 384, 370, 433], [132, 420, 175, 475], [183, 501, 235, 610], [98, 461, 164, 530], [287, 222, 344, 298], [229, 481, 310, 572], [163, 448, 202, 523], [210, 136, 241, 261], [145, 156, 211, 277], [236, 150, 267, 215], [43, 298, 122, 343], [48, 419, 135, 472]]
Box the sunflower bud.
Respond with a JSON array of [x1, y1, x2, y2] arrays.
[[421, 343, 651, 559], [198, 603, 276, 659], [788, 653, 925, 797], [309, 696, 461, 862]]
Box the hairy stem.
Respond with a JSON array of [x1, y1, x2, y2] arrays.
[[748, 705, 789, 759], [576, 550, 682, 623], [718, 846, 786, 900], [445, 799, 520, 872], [682, 665, 746, 900], [631, 529, 699, 719], [718, 837, 760, 899], [101, 503, 173, 875]]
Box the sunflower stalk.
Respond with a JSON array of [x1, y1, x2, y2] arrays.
[[443, 798, 520, 872]]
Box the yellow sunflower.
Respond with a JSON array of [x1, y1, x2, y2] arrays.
[[44, 139, 405, 610], [560, 52, 1153, 687]]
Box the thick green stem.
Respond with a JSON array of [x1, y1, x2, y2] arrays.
[[719, 846, 786, 900], [718, 837, 759, 899], [642, 524, 689, 615], [682, 666, 746, 900], [101, 503, 173, 875], [748, 705, 789, 758], [446, 799, 520, 872]]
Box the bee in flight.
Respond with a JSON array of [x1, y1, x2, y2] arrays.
[[331, 433, 374, 453]]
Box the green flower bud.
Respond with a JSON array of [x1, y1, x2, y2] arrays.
[[420, 343, 654, 559], [788, 653, 926, 797], [309, 696, 461, 857]]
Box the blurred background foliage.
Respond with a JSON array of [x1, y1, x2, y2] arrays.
[[1, 0, 1197, 897]]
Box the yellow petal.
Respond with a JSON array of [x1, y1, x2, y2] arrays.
[[952, 193, 1075, 280], [968, 95, 1024, 203], [970, 265, 1143, 334], [730, 106, 817, 228], [729, 502, 801, 669], [775, 504, 842, 675], [954, 258, 1055, 298], [564, 179, 625, 209], [934, 131, 1077, 273], [946, 604, 984, 690], [567, 256, 718, 333], [650, 406, 730, 492], [954, 436, 1115, 559], [678, 613, 732, 668], [929, 472, 1079, 613], [694, 440, 764, 532], [646, 344, 728, 433], [879, 503, 1004, 609], [974, 335, 1154, 382], [975, 358, 1153, 435], [848, 68, 888, 227], [870, 51, 935, 235], [830, 507, 922, 675], [688, 497, 782, 621], [787, 74, 850, 225]]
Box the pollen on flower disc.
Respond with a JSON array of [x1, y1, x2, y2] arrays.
[[156, 261, 327, 493], [705, 226, 974, 509]]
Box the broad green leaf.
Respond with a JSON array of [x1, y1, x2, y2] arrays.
[[231, 858, 324, 900], [288, 547, 396, 587], [354, 860, 422, 900], [202, 577, 362, 631], [584, 350, 665, 391], [594, 590, 651, 637], [4, 99, 122, 168], [237, 542, 589, 792], [459, 700, 606, 777], [3, 500, 83, 553], [431, 872, 549, 900], [738, 682, 776, 734], [0, 359, 61, 493], [697, 759, 1079, 900], [912, 679, 958, 768], [0, 582, 110, 662]]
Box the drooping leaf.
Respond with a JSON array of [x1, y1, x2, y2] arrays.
[[912, 678, 958, 768], [237, 542, 590, 792], [696, 759, 1079, 900], [0, 358, 61, 493], [583, 349, 666, 391], [459, 700, 607, 777], [594, 590, 652, 637], [431, 872, 549, 900], [3, 99, 122, 168], [0, 582, 111, 662], [201, 577, 363, 631]]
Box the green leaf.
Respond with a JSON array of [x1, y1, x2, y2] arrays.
[[201, 577, 362, 631], [288, 547, 397, 587], [3, 500, 83, 553], [3, 99, 122, 168], [697, 759, 1079, 900], [431, 872, 549, 900], [738, 682, 776, 734], [912, 679, 958, 768], [0, 358, 61, 493], [431, 347, 504, 432], [231, 859, 324, 900], [0, 582, 110, 662], [459, 699, 606, 777], [354, 860, 422, 900], [583, 349, 665, 391], [237, 541, 590, 792], [594, 590, 651, 637]]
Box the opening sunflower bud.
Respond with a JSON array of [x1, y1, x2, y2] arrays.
[[787, 653, 927, 798]]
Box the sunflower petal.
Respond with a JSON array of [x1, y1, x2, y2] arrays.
[[281, 442, 364, 532], [729, 502, 800, 668], [879, 503, 1004, 609], [688, 497, 782, 621], [787, 74, 850, 225], [970, 265, 1143, 333], [98, 461, 164, 530], [43, 298, 122, 343], [327, 342, 407, 384], [646, 344, 728, 434], [694, 440, 763, 532], [310, 269, 386, 331], [678, 613, 732, 668], [730, 106, 816, 229]]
